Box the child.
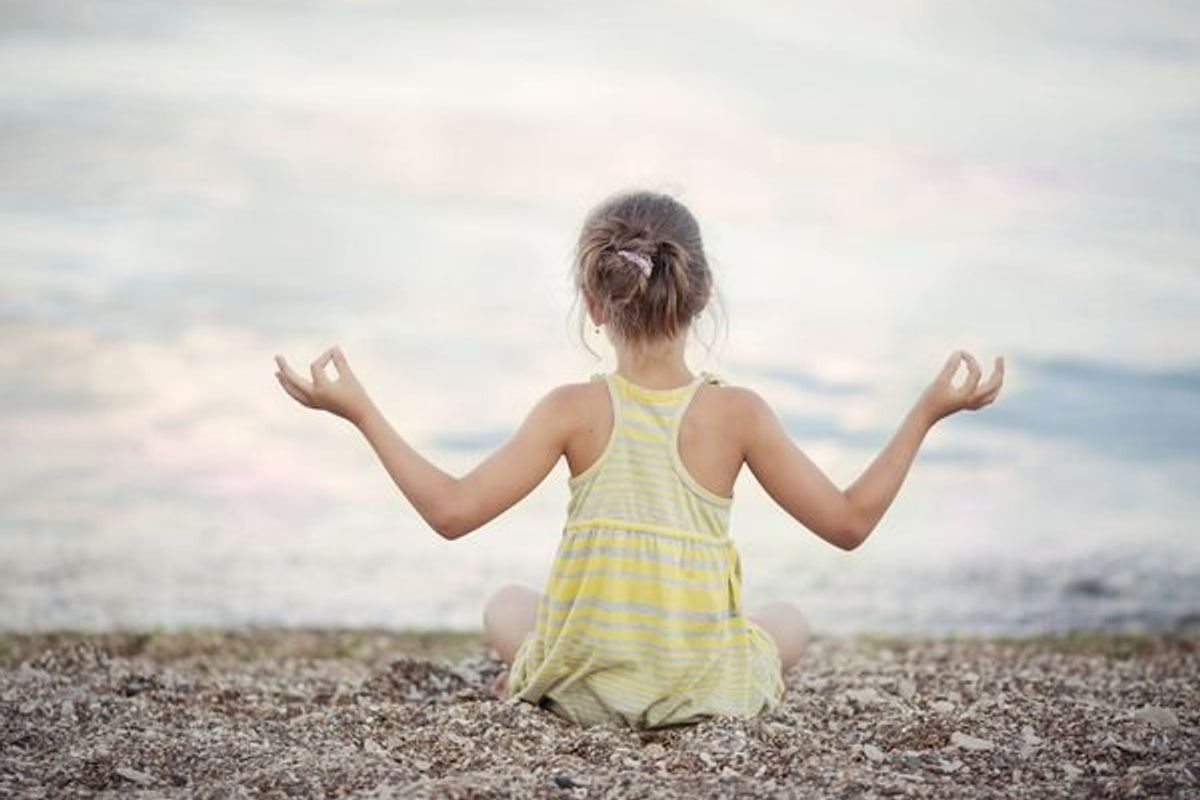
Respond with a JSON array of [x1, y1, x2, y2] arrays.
[[274, 189, 1004, 730]]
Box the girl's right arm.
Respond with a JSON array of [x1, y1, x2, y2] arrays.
[[740, 350, 1004, 550]]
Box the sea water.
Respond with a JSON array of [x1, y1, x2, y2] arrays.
[[2, 1, 1198, 635]]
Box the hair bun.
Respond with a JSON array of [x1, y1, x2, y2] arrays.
[[574, 189, 713, 346]]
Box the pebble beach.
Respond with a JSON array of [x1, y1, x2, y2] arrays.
[[1, 629, 1196, 798]]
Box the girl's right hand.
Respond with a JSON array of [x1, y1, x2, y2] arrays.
[[918, 350, 1005, 425]]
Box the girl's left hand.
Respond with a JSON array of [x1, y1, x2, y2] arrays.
[[274, 346, 375, 425]]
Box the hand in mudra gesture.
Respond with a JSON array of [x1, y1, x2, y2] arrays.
[[919, 350, 1005, 424], [274, 346, 375, 425]]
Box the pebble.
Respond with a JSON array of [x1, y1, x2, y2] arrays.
[[643, 743, 666, 760], [1020, 724, 1041, 745], [931, 700, 956, 714], [1132, 705, 1179, 730], [862, 744, 884, 763], [845, 687, 884, 706], [115, 766, 154, 786], [950, 732, 995, 751], [897, 679, 916, 701]]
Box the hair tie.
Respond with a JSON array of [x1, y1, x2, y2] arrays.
[[616, 249, 653, 279]]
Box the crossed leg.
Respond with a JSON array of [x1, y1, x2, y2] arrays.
[[481, 584, 811, 700], [481, 583, 541, 700], [745, 600, 812, 687]]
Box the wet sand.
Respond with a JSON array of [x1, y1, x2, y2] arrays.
[[1, 629, 1196, 798]]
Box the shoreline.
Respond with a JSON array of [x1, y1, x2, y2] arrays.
[[2, 627, 1189, 665], [2, 628, 1196, 798]]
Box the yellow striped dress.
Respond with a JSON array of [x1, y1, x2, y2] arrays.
[[505, 370, 785, 729]]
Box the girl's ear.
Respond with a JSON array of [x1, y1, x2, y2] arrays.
[[584, 291, 606, 326]]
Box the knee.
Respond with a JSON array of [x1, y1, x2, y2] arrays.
[[760, 600, 811, 669], [778, 601, 811, 645], [482, 583, 536, 628]]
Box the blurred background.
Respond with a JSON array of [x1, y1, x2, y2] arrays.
[[2, 0, 1197, 636]]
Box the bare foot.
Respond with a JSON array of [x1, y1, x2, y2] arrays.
[[488, 669, 510, 700]]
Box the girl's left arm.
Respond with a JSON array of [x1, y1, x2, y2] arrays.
[[354, 386, 574, 540], [275, 347, 573, 540]]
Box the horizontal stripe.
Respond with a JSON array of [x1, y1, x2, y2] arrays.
[[569, 495, 725, 538], [544, 571, 731, 615], [542, 595, 737, 623], [613, 383, 692, 404], [613, 435, 678, 463], [550, 565, 728, 591], [581, 457, 684, 488], [563, 518, 730, 546], [620, 404, 674, 428], [534, 606, 739, 640], [619, 421, 670, 444], [532, 606, 749, 647], [562, 523, 730, 550], [539, 631, 756, 667], [554, 664, 770, 712], [552, 545, 729, 573]]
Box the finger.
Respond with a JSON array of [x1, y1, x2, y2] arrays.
[[959, 352, 982, 395], [969, 370, 1004, 407], [973, 355, 1005, 396], [311, 348, 335, 387], [275, 371, 315, 407], [330, 346, 352, 378], [276, 369, 313, 404], [275, 355, 315, 397], [968, 384, 1000, 408], [940, 349, 964, 379]]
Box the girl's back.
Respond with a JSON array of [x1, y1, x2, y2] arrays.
[[565, 371, 742, 500], [506, 369, 785, 728]]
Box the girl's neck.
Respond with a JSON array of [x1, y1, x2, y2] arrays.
[[612, 335, 693, 389]]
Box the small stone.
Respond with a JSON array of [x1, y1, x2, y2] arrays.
[[931, 700, 956, 714], [845, 687, 884, 706], [122, 678, 156, 696], [1062, 763, 1082, 780], [950, 732, 995, 751], [115, 766, 154, 786], [1108, 738, 1147, 755], [1020, 724, 1041, 745], [937, 758, 962, 774], [897, 679, 916, 701], [643, 743, 666, 760], [1132, 705, 1179, 730], [362, 739, 386, 755], [862, 744, 885, 762]]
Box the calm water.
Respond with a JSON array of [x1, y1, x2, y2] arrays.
[[2, 1, 1198, 635]]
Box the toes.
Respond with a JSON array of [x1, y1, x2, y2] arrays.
[[489, 670, 509, 700]]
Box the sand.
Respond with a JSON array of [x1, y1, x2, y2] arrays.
[[1, 629, 1196, 798]]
